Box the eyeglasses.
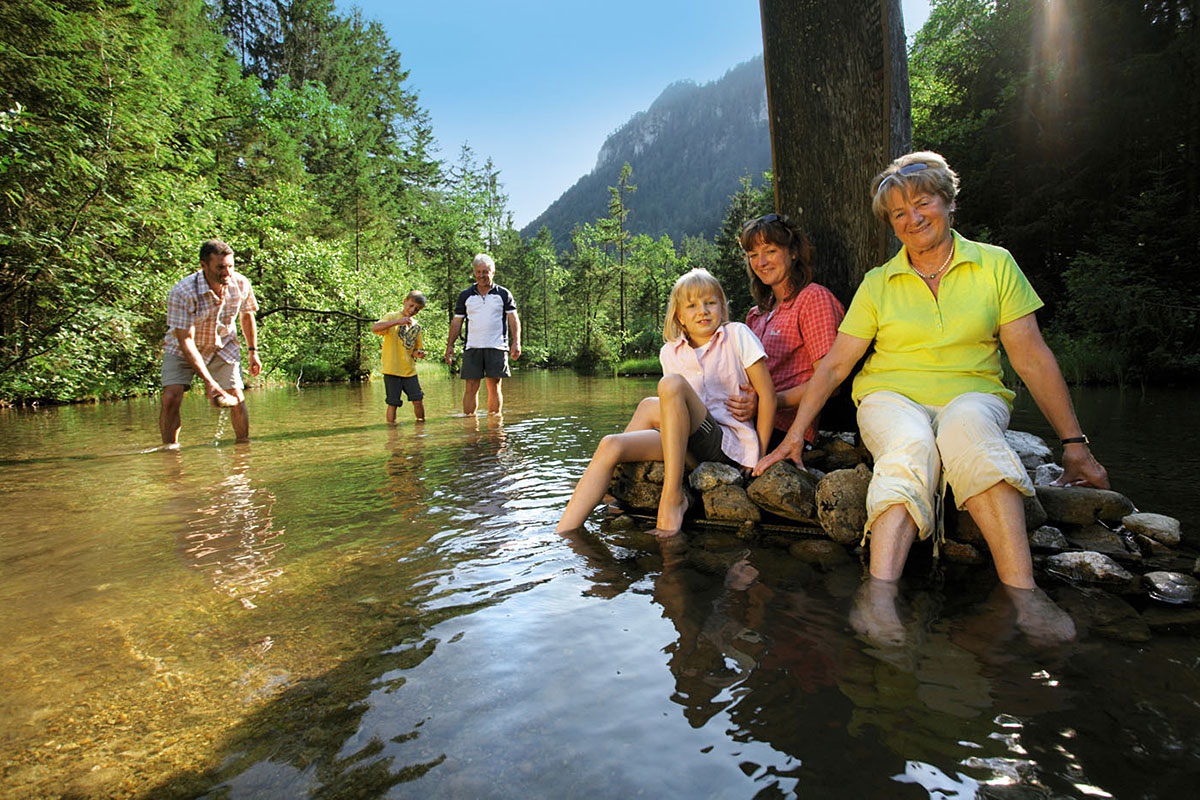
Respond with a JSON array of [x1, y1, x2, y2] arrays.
[[742, 213, 781, 231], [874, 161, 930, 197]]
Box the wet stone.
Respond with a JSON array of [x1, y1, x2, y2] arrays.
[[689, 462, 743, 493], [788, 539, 852, 569], [1064, 524, 1140, 561], [814, 464, 871, 546], [1035, 485, 1136, 525], [1140, 606, 1200, 634], [1055, 588, 1151, 642], [1045, 551, 1135, 585], [701, 485, 761, 523], [1143, 571, 1200, 605], [1122, 512, 1182, 548], [1028, 525, 1069, 552], [746, 461, 818, 522]]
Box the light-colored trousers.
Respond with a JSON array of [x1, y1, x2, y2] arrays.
[[856, 390, 1034, 542]]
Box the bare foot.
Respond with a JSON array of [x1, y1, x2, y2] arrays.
[[1004, 585, 1077, 645], [850, 577, 907, 647], [651, 493, 689, 537]]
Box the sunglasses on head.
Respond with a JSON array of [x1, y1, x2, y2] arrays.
[[874, 161, 931, 197], [742, 213, 782, 231]]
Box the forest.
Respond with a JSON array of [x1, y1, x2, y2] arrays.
[[0, 0, 1197, 404]]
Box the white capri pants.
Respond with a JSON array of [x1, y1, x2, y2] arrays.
[[856, 390, 1034, 543]]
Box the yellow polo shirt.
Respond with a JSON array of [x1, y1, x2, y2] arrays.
[[839, 231, 1043, 408], [376, 312, 423, 377]]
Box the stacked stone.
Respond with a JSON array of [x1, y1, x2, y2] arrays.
[[607, 430, 1198, 612]]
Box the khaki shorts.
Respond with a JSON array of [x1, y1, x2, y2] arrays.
[[161, 351, 243, 391], [857, 390, 1034, 542]]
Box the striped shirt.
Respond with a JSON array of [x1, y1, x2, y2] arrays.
[[163, 270, 258, 363]]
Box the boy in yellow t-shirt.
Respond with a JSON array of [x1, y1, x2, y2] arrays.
[[371, 290, 427, 422]]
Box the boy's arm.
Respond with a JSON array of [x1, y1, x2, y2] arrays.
[[370, 314, 412, 334], [414, 327, 425, 359]]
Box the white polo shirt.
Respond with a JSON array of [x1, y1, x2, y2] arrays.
[[454, 283, 516, 350]]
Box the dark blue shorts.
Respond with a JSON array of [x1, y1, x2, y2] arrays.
[[461, 348, 510, 380], [384, 374, 423, 406], [687, 411, 736, 466]]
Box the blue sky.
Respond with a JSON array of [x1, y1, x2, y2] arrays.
[[335, 1, 932, 229]]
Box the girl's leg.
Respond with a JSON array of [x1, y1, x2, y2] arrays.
[[625, 396, 661, 432], [655, 374, 710, 535], [557, 430, 664, 532]]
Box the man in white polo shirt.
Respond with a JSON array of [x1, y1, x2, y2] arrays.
[[444, 253, 522, 414]]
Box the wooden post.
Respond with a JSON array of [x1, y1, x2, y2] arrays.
[[758, 0, 912, 303]]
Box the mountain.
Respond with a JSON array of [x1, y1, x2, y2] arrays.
[[520, 55, 772, 248]]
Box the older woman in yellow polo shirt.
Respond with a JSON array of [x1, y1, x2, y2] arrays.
[[755, 151, 1108, 643]]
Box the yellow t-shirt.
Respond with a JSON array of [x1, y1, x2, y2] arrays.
[[376, 311, 423, 377], [838, 231, 1043, 408]]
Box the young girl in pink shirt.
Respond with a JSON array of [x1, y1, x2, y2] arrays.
[[557, 269, 776, 536]]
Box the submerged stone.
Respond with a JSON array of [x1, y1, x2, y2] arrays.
[[815, 464, 871, 546], [1036, 485, 1136, 525], [788, 539, 851, 568], [1122, 512, 1182, 547], [1055, 587, 1151, 642], [1045, 551, 1134, 585], [941, 540, 985, 565], [1143, 571, 1200, 605], [746, 461, 818, 522]]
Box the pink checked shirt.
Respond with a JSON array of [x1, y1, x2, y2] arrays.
[[658, 322, 767, 468], [746, 282, 844, 440], [163, 270, 258, 364]]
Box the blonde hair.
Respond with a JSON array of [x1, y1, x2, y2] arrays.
[[870, 151, 959, 222], [663, 268, 729, 341], [405, 289, 427, 308]]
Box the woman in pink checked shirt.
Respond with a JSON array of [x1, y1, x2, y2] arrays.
[[727, 213, 845, 449]]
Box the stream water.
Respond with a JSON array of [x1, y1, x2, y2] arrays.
[[1, 372, 1197, 798]]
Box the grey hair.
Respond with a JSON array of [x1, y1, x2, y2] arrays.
[[472, 253, 496, 270]]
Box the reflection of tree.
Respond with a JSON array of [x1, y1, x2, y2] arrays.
[[166, 448, 284, 610]]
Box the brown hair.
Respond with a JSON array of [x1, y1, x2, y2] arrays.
[[199, 239, 233, 263], [738, 214, 814, 311], [405, 290, 427, 308]]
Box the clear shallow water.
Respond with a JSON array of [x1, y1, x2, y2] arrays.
[[1, 374, 1198, 798]]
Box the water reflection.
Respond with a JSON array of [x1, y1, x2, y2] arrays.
[[163, 447, 284, 610]]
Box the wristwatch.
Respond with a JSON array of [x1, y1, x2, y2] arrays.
[[1061, 435, 1089, 446]]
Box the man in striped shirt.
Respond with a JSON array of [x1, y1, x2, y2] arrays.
[[159, 239, 261, 446]]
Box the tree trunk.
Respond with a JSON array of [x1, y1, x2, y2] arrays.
[[758, 0, 912, 304]]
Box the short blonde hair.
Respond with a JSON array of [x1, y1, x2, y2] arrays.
[[870, 151, 959, 222], [405, 290, 427, 308], [663, 268, 729, 341]]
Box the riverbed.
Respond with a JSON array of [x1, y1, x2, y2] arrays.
[[1, 372, 1197, 798]]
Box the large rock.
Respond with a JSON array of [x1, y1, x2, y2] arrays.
[[609, 462, 662, 510], [1035, 485, 1135, 525], [814, 464, 871, 546], [1004, 430, 1053, 471], [1122, 512, 1182, 547], [689, 461, 744, 492], [702, 485, 761, 522], [1044, 551, 1135, 585], [747, 461, 818, 522]]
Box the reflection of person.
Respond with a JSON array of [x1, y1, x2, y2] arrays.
[[727, 214, 845, 447], [755, 152, 1108, 640], [557, 269, 776, 536], [159, 239, 261, 446], [444, 253, 521, 415], [372, 290, 427, 423]]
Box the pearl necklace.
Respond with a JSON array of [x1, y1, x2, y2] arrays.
[[911, 244, 954, 280]]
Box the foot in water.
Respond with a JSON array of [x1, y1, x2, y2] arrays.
[[1005, 584, 1077, 645], [651, 493, 689, 538], [850, 577, 907, 647]]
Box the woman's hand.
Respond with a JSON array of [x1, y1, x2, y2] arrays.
[[753, 433, 805, 476], [725, 382, 758, 422], [1053, 444, 1110, 489]]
